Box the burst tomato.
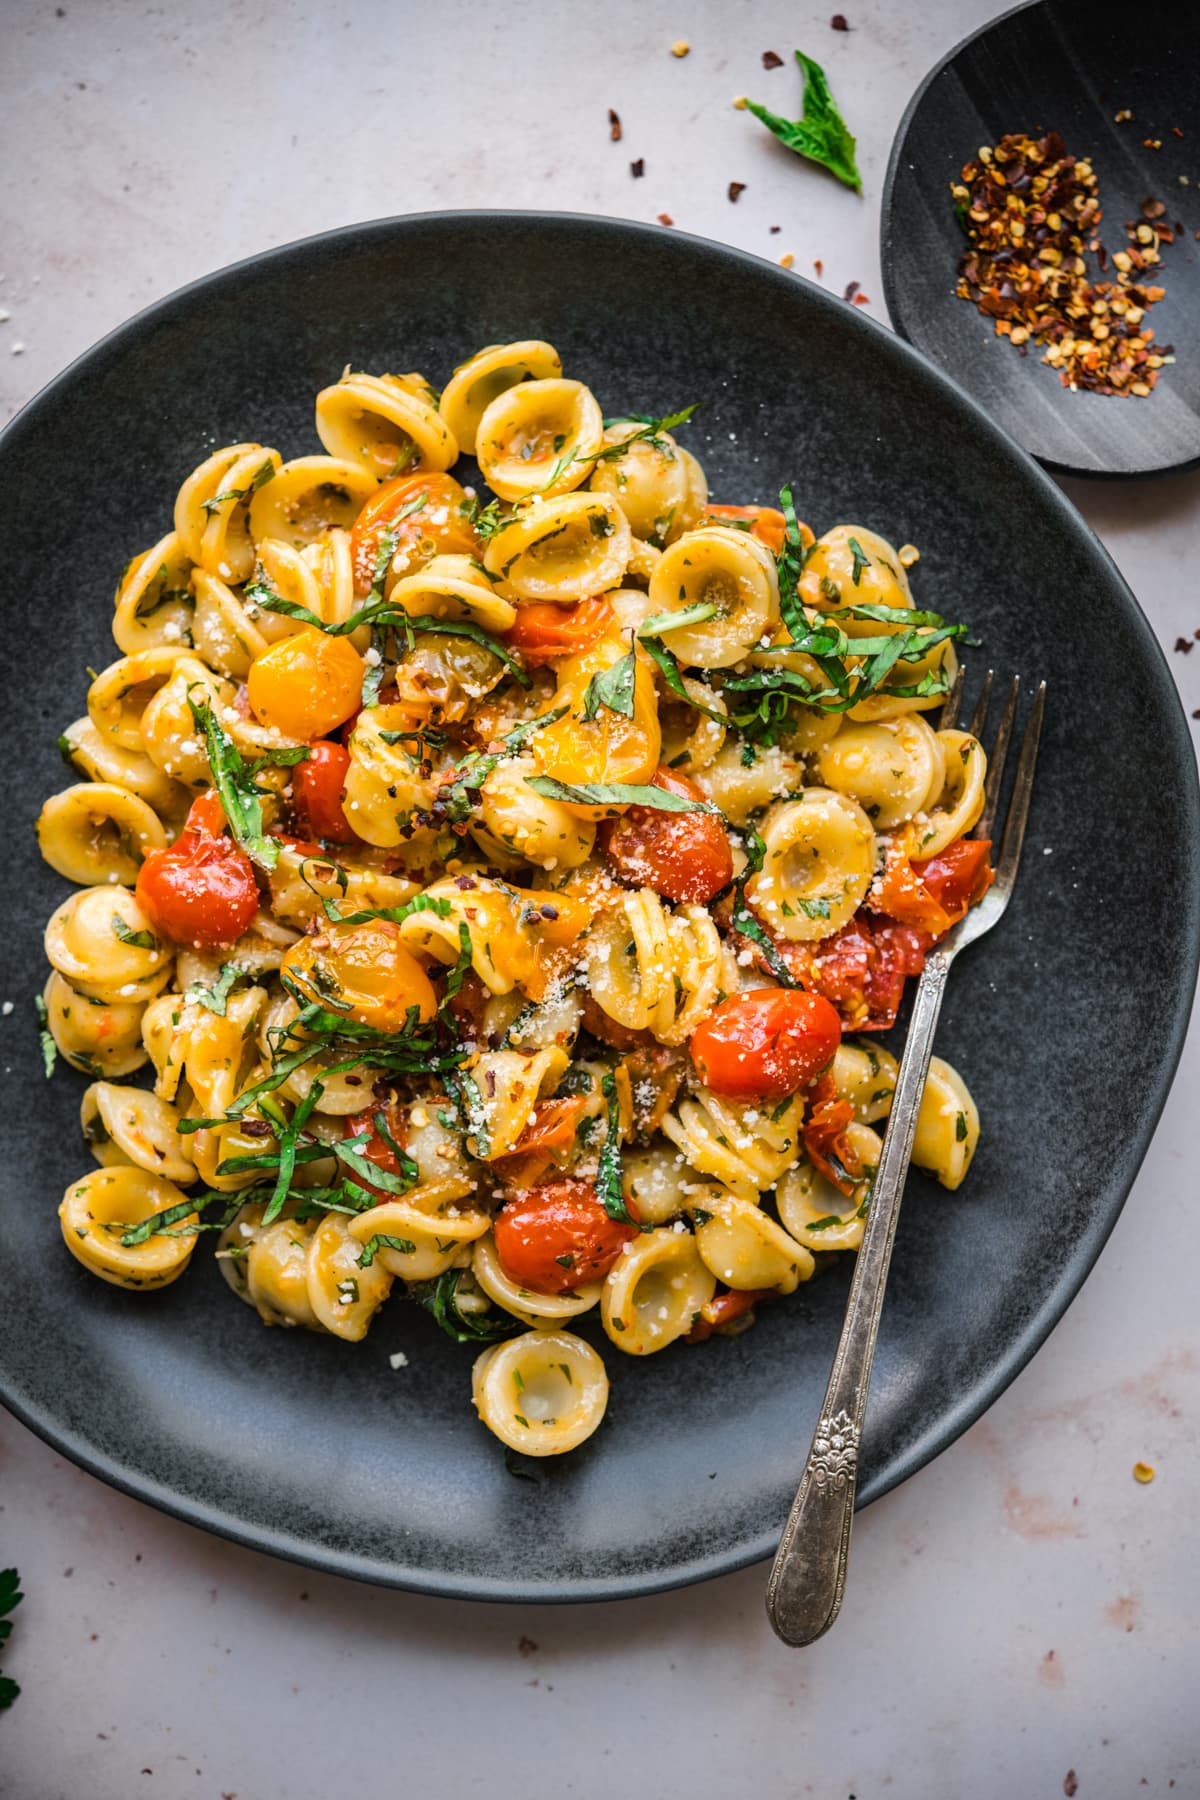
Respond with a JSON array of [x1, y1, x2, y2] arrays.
[[343, 1101, 409, 1198], [493, 1178, 639, 1295], [135, 790, 260, 950], [246, 629, 365, 739], [504, 597, 614, 665], [794, 911, 932, 1033], [280, 919, 437, 1032], [600, 766, 733, 903], [349, 471, 476, 595], [702, 504, 814, 556], [803, 1072, 863, 1195], [873, 838, 994, 936], [689, 988, 841, 1102], [488, 1097, 588, 1191], [292, 739, 359, 843]]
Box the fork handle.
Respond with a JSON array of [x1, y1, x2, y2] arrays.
[[765, 952, 952, 1646]]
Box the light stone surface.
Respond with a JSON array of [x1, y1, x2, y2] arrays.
[[1, 2, 1197, 1795]]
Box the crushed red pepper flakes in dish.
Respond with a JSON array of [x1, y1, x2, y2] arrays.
[[952, 130, 1179, 397]]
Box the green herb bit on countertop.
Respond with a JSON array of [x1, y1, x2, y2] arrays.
[[745, 50, 861, 192]]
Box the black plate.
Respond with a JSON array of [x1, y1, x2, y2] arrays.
[[1, 212, 1197, 1602], [881, 0, 1200, 478]]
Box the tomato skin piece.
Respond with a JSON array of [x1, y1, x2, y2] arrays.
[[702, 504, 815, 557], [689, 989, 842, 1102], [493, 1178, 639, 1295], [292, 740, 359, 844], [803, 1072, 863, 1195], [736, 907, 932, 1034], [488, 1097, 588, 1192], [600, 766, 733, 903], [686, 1286, 773, 1342], [349, 471, 475, 595], [504, 597, 614, 666], [342, 1102, 409, 1199], [873, 838, 994, 936], [135, 790, 260, 950]]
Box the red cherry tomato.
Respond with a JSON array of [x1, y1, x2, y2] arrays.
[[292, 740, 359, 844], [505, 598, 614, 666], [689, 988, 841, 1102], [343, 1102, 409, 1199], [135, 790, 260, 950], [803, 1072, 863, 1195], [493, 1178, 639, 1295], [873, 838, 993, 936], [601, 766, 733, 903], [349, 471, 476, 595]]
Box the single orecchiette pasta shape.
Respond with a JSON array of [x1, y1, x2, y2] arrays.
[[817, 715, 945, 829], [693, 741, 804, 828], [910, 730, 987, 857], [473, 756, 597, 871], [585, 890, 722, 1047], [692, 1193, 815, 1292], [658, 677, 727, 776], [60, 1167, 198, 1290], [87, 649, 192, 751], [42, 970, 149, 1078], [315, 369, 457, 479], [300, 526, 357, 630], [647, 525, 781, 668], [472, 1232, 603, 1330], [138, 653, 230, 786], [775, 1123, 882, 1253], [189, 575, 270, 681], [111, 532, 194, 656], [799, 524, 915, 621], [266, 845, 419, 930], [346, 1177, 490, 1280], [81, 1081, 196, 1183], [246, 1216, 324, 1329], [662, 1091, 805, 1205], [386, 553, 516, 634], [174, 442, 282, 583], [587, 422, 708, 542], [620, 1144, 722, 1226], [484, 492, 631, 600], [44, 886, 173, 1005], [601, 1230, 716, 1355], [339, 705, 438, 846], [472, 1329, 609, 1455], [530, 635, 661, 800], [744, 789, 876, 943], [36, 782, 167, 887], [58, 715, 189, 818], [476, 378, 603, 501], [398, 875, 586, 999], [913, 1055, 979, 1190], [305, 1211, 394, 1341], [463, 1046, 569, 1158], [829, 1040, 899, 1124], [247, 455, 377, 552], [439, 340, 563, 455]]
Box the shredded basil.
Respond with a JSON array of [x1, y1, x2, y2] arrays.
[[525, 777, 719, 814]]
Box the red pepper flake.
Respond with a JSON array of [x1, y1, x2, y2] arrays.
[[728, 180, 746, 202], [657, 212, 674, 227], [814, 258, 824, 276], [1172, 125, 1184, 138], [852, 292, 870, 305], [762, 49, 783, 68], [952, 131, 1179, 397], [1063, 1775, 1078, 1799], [831, 12, 851, 27], [769, 223, 781, 233], [630, 158, 645, 178], [1174, 637, 1194, 654], [608, 108, 622, 142], [842, 279, 861, 303]]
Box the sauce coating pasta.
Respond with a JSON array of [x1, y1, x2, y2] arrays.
[[37, 346, 992, 1459]]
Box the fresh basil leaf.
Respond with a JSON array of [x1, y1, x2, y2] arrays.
[[637, 601, 718, 637], [639, 636, 728, 723], [847, 535, 871, 586], [356, 1233, 417, 1268], [111, 914, 157, 950], [187, 962, 244, 1017], [597, 1071, 635, 1224], [186, 692, 280, 870], [745, 50, 861, 192], [414, 1268, 522, 1343], [525, 777, 719, 814], [581, 637, 636, 721]]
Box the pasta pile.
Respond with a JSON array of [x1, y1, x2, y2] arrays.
[[38, 342, 989, 1459]]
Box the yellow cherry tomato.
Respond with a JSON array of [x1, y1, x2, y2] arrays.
[[246, 628, 364, 738], [531, 635, 661, 814], [280, 919, 437, 1032]]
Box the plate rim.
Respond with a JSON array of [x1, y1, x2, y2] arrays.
[[3, 207, 1198, 1602], [878, 0, 1200, 482]]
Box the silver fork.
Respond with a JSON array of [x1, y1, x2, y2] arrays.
[[765, 672, 1046, 1647]]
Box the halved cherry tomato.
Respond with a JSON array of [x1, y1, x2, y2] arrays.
[[504, 597, 614, 666], [600, 766, 733, 903], [280, 919, 437, 1032], [803, 1072, 863, 1195], [702, 504, 815, 556], [686, 1286, 773, 1342], [489, 1096, 588, 1191], [247, 629, 365, 739], [292, 740, 359, 844], [342, 1101, 409, 1199], [135, 789, 260, 950], [872, 838, 994, 937], [689, 989, 841, 1102], [493, 1177, 639, 1295], [349, 471, 475, 595]]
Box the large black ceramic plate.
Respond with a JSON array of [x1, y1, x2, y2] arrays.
[[1, 213, 1197, 1602], [881, 0, 1200, 478]]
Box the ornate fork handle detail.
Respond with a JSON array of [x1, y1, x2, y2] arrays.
[[765, 951, 952, 1646]]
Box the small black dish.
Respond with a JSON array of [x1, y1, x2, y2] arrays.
[[1, 212, 1197, 1602], [881, 0, 1200, 478]]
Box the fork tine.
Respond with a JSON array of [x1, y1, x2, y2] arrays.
[[939, 662, 965, 731], [967, 668, 994, 741], [994, 681, 1046, 887], [978, 674, 1021, 840]]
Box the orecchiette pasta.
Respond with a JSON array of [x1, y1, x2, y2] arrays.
[[39, 345, 993, 1460]]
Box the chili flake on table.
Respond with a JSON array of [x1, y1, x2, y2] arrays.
[[951, 130, 1178, 397]]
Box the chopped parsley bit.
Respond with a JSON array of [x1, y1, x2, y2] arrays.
[[33, 995, 56, 1079], [581, 635, 637, 721], [356, 1233, 417, 1268], [847, 534, 871, 585], [187, 962, 244, 1017], [955, 1111, 968, 1142]]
